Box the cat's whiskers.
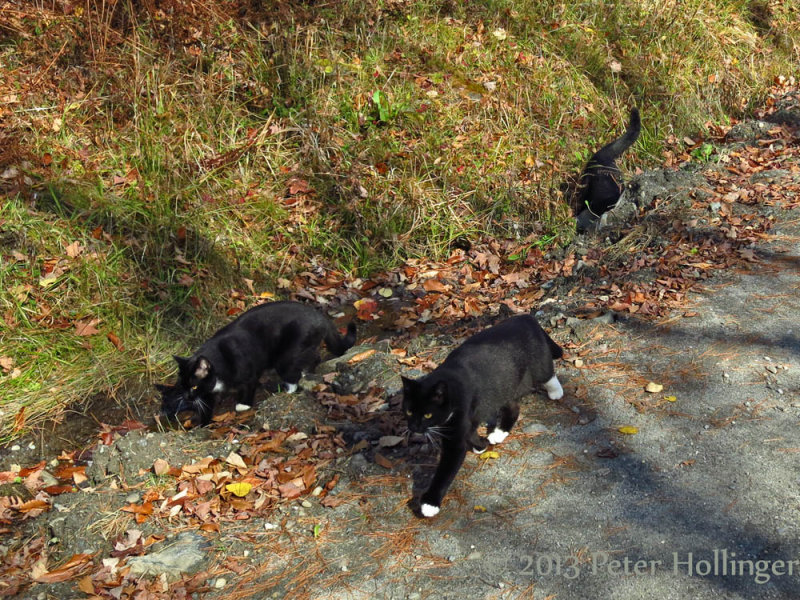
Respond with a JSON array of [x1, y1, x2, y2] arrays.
[[425, 431, 441, 451]]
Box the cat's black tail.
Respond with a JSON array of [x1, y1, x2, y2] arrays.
[[591, 107, 641, 165], [325, 321, 357, 356], [545, 332, 564, 360]]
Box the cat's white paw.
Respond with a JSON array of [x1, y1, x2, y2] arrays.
[[235, 403, 252, 412], [421, 503, 440, 518], [472, 446, 487, 454], [283, 382, 298, 394], [487, 429, 509, 445], [544, 375, 563, 400]]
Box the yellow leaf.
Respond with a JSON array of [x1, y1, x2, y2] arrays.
[[473, 505, 487, 512], [618, 426, 639, 435], [226, 482, 252, 497], [664, 395, 677, 402], [478, 451, 500, 460]]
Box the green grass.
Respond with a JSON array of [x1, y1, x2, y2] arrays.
[[0, 0, 797, 440]]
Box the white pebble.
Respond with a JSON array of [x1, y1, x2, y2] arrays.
[[214, 578, 227, 589]]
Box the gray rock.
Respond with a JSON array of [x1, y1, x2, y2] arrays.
[[624, 168, 705, 212], [523, 423, 550, 435], [317, 341, 392, 375], [726, 120, 772, 143], [347, 453, 370, 479], [598, 194, 638, 229], [766, 109, 800, 128], [749, 169, 795, 184], [127, 532, 211, 581], [325, 344, 400, 396]]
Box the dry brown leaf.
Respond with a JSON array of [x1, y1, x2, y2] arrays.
[[65, 241, 83, 258], [107, 332, 125, 351], [348, 349, 376, 364], [74, 318, 100, 337], [374, 453, 393, 469], [153, 459, 170, 476]]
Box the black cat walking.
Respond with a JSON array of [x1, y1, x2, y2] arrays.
[[158, 301, 356, 426], [401, 314, 563, 517], [573, 107, 641, 231]]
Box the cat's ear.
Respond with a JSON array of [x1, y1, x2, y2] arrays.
[[193, 356, 212, 380], [431, 381, 448, 405], [154, 383, 173, 394], [173, 355, 190, 373], [400, 376, 416, 395]]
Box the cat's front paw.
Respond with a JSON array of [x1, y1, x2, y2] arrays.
[[487, 428, 509, 445], [420, 503, 440, 518], [282, 382, 298, 394]]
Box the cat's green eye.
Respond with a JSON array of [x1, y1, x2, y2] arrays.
[[191, 386, 198, 391], [406, 410, 412, 416], [424, 413, 432, 419]]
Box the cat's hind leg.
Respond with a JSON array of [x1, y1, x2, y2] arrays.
[[487, 401, 519, 445], [543, 374, 563, 400], [275, 348, 317, 393]]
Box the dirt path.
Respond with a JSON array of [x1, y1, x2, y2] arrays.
[[2, 98, 800, 599]]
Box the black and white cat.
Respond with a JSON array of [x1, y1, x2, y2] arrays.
[[571, 107, 641, 231], [401, 314, 563, 517], [158, 301, 356, 426]]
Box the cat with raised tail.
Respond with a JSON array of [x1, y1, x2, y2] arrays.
[[572, 107, 641, 231], [157, 301, 356, 426], [401, 314, 564, 518]]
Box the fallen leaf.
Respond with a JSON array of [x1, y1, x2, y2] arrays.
[[473, 505, 487, 512], [373, 453, 393, 469], [153, 459, 170, 476], [354, 298, 379, 320], [32, 553, 93, 583], [278, 482, 303, 499], [225, 452, 248, 470], [107, 332, 125, 351], [78, 575, 94, 594], [0, 356, 14, 372], [422, 279, 448, 293], [321, 495, 344, 508], [74, 318, 100, 337], [225, 482, 252, 497], [65, 241, 83, 258], [378, 435, 404, 448], [13, 407, 25, 432], [664, 395, 677, 402], [478, 451, 500, 460], [618, 426, 639, 435], [348, 349, 376, 364]]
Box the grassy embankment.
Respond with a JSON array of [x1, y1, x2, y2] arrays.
[[0, 0, 797, 440]]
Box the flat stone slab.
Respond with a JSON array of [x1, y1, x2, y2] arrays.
[[127, 532, 211, 580]]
